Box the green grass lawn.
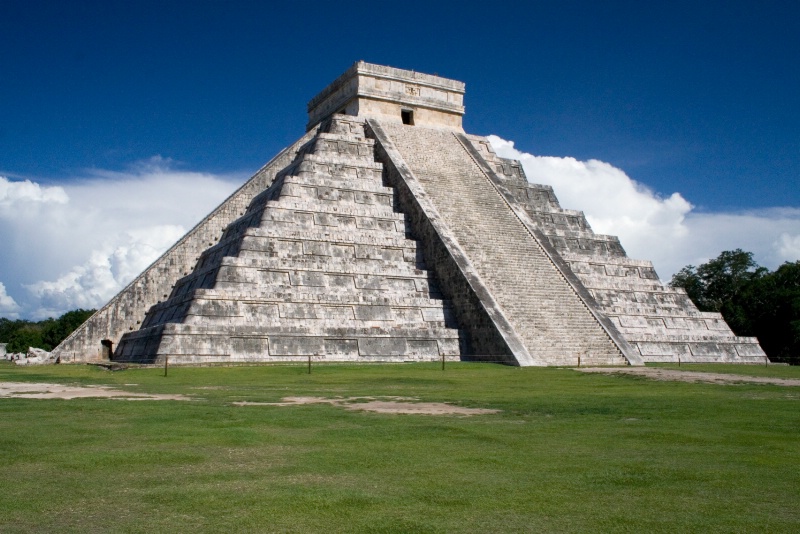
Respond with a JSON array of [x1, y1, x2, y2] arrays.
[[1, 361, 798, 533]]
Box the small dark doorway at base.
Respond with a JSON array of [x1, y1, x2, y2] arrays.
[[101, 339, 113, 360]]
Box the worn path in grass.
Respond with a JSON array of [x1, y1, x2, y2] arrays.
[[0, 381, 192, 400], [0, 361, 798, 533], [577, 366, 800, 386]]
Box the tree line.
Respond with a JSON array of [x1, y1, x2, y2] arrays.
[[670, 250, 799, 364], [0, 309, 96, 353]]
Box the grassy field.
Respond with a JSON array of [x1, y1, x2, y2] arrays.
[[1, 361, 798, 533]]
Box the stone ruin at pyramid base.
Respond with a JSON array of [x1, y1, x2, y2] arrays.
[[52, 62, 767, 366]]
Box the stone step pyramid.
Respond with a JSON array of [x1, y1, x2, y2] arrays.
[[52, 61, 766, 365], [114, 116, 462, 363]]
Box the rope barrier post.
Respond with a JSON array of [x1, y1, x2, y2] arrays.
[[164, 356, 168, 377], [308, 354, 312, 375], [442, 352, 445, 371]]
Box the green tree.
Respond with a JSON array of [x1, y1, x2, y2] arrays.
[[736, 261, 800, 364], [5, 323, 45, 353], [41, 309, 95, 348], [0, 318, 19, 345], [670, 249, 767, 313], [0, 309, 95, 353], [671, 251, 799, 364]]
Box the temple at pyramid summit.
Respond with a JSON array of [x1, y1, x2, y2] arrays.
[[52, 62, 767, 366]]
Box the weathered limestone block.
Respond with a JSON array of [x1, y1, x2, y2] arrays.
[[14, 347, 58, 366]]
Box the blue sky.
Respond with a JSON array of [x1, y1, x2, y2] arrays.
[[1, 0, 799, 319]]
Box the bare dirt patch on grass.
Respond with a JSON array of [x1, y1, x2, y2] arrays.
[[233, 396, 501, 415], [0, 382, 192, 401], [576, 367, 800, 386]]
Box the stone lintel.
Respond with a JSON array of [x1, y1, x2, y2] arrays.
[[307, 61, 465, 131]]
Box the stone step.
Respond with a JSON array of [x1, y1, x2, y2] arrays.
[[309, 132, 376, 154], [561, 252, 657, 269], [117, 324, 462, 363], [625, 332, 757, 343], [236, 240, 420, 264], [499, 182, 563, 210], [258, 211, 405, 235], [611, 314, 732, 331], [633, 338, 767, 361], [260, 198, 403, 221], [151, 287, 451, 310], [157, 322, 460, 338], [242, 226, 418, 249], [540, 227, 619, 242], [191, 235, 419, 270], [591, 289, 693, 306], [618, 328, 738, 339], [279, 181, 393, 208], [180, 306, 456, 328], [315, 131, 372, 144], [283, 174, 395, 195], [217, 254, 427, 276], [196, 223, 421, 262], [571, 265, 660, 281], [613, 326, 734, 338], [144, 290, 455, 329], [525, 206, 586, 218], [545, 236, 626, 257], [289, 166, 384, 184], [218, 201, 404, 247], [606, 307, 696, 319], [217, 262, 433, 284], [169, 274, 440, 303], [605, 305, 713, 317], [579, 277, 689, 292], [211, 273, 436, 297], [295, 152, 383, 171], [205, 260, 431, 287]]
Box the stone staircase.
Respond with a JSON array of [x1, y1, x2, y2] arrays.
[[377, 122, 627, 366], [465, 135, 766, 363], [114, 116, 462, 364]]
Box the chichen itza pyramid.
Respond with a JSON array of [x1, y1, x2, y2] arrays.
[[52, 62, 767, 366]]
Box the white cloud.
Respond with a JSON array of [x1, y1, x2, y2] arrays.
[[0, 282, 21, 319], [0, 162, 241, 319], [24, 226, 186, 319], [0, 176, 68, 208], [488, 135, 800, 279], [776, 232, 800, 260]]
